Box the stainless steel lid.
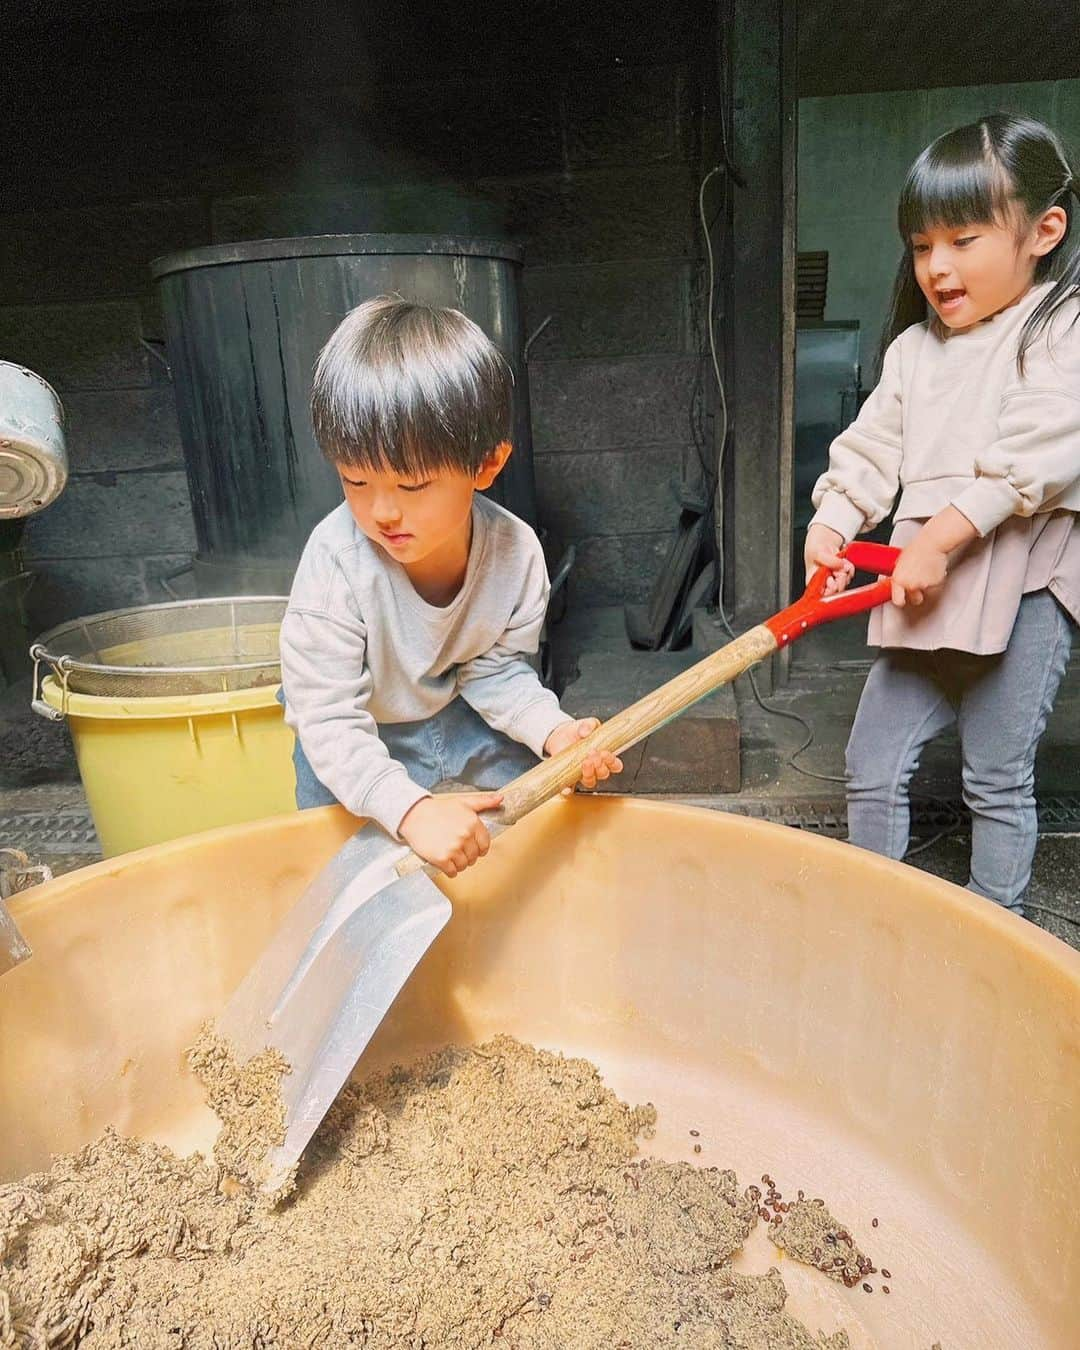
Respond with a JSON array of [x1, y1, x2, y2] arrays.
[[0, 361, 68, 519]]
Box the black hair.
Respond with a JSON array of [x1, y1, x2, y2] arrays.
[[879, 113, 1080, 377], [311, 296, 512, 476]]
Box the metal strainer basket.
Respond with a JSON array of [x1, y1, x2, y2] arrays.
[[31, 596, 288, 701]]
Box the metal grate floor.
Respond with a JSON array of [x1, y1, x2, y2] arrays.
[[0, 809, 101, 856], [715, 795, 1080, 837], [4, 794, 1080, 862]]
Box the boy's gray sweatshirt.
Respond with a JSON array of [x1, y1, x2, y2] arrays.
[[279, 495, 573, 836]]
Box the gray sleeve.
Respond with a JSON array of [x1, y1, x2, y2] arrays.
[[279, 580, 430, 836], [454, 544, 573, 757]]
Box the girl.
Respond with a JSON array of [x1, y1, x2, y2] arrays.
[[805, 113, 1080, 915]]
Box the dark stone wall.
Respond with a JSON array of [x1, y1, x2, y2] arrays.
[[5, 0, 714, 624]]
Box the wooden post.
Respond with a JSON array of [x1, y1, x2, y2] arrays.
[[724, 0, 797, 684]]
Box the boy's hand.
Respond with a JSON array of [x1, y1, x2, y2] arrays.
[[399, 792, 503, 878], [804, 523, 853, 595], [890, 533, 948, 608], [544, 718, 624, 793]]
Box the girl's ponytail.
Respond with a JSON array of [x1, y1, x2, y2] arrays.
[[876, 114, 1080, 379], [1021, 154, 1080, 370], [877, 249, 928, 379]]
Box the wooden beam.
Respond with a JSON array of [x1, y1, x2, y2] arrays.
[[726, 0, 797, 637]]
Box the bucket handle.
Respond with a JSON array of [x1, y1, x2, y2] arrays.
[[159, 561, 195, 600], [139, 338, 172, 379], [524, 314, 553, 362], [29, 644, 70, 722], [0, 570, 36, 596]]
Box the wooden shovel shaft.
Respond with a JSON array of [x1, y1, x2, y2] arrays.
[[498, 623, 777, 822], [395, 623, 777, 878]]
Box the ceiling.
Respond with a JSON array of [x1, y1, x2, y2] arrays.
[[7, 0, 1079, 98], [798, 0, 1080, 96]]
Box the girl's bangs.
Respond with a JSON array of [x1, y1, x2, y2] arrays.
[[897, 149, 1011, 240]]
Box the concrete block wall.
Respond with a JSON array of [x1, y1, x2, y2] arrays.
[[4, 1, 713, 627], [0, 293, 200, 626], [0, 222, 205, 627], [799, 79, 1080, 379]]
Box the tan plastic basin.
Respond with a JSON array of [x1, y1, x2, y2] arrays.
[[2, 797, 1078, 1348]]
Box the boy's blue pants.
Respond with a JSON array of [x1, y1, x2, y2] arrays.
[[280, 692, 539, 811]]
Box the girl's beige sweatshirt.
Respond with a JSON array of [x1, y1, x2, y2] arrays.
[[811, 282, 1080, 543]]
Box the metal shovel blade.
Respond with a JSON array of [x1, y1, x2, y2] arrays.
[[0, 899, 32, 976], [214, 827, 451, 1194]]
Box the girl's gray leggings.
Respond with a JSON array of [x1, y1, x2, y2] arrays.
[[845, 589, 1073, 911]]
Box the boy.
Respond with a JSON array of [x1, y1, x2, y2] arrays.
[[280, 296, 621, 877]]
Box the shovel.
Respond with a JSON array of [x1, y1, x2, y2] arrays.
[[0, 850, 39, 976], [216, 540, 901, 1193], [0, 901, 31, 976]]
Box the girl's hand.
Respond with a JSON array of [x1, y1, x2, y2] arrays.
[[804, 524, 854, 594], [399, 791, 503, 877], [544, 718, 624, 793], [890, 533, 948, 607], [888, 506, 977, 606]]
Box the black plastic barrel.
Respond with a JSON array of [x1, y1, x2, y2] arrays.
[[151, 235, 537, 593]]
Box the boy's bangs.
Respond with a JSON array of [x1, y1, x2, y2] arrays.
[[898, 139, 1011, 240], [341, 426, 475, 480], [316, 335, 504, 479]]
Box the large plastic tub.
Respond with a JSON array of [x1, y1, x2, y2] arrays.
[[2, 797, 1078, 1347], [39, 676, 296, 854]]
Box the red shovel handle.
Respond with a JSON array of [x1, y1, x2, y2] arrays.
[[764, 541, 901, 647], [842, 540, 903, 576]]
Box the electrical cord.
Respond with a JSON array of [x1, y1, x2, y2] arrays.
[[1024, 903, 1080, 927], [903, 829, 954, 859], [700, 168, 953, 818], [699, 164, 847, 785]]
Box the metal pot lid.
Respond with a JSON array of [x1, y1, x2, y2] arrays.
[[0, 362, 68, 519], [0, 441, 66, 519]]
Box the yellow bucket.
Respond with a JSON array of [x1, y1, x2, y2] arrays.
[[41, 675, 297, 856]]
